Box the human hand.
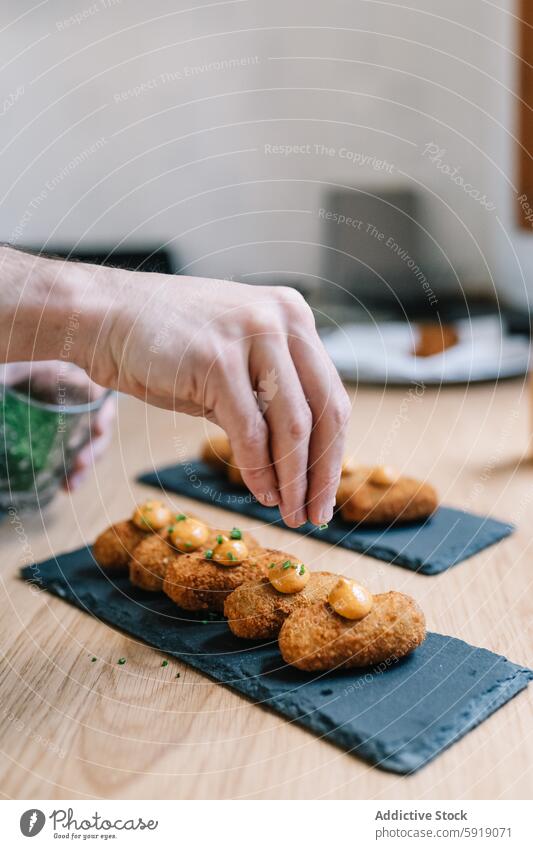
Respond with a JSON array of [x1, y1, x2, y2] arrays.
[[84, 273, 350, 527], [63, 391, 116, 490], [0, 361, 115, 491]]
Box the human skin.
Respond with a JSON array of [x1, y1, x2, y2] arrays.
[[0, 360, 115, 490], [0, 246, 350, 527]]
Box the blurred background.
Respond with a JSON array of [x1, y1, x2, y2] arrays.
[[1, 0, 531, 382]]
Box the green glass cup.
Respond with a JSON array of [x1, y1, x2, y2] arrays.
[[0, 363, 110, 511]]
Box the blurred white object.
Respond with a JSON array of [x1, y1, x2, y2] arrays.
[[321, 317, 531, 384]]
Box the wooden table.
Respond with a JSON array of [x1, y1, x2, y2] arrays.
[[1, 380, 532, 800]]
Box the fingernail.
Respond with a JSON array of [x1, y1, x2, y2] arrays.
[[292, 510, 307, 527], [259, 491, 279, 507]]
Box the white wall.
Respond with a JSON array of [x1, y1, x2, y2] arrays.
[[0, 0, 530, 308]]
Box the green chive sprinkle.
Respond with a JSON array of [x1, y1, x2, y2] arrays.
[[269, 562, 276, 569], [184, 541, 192, 548], [117, 658, 126, 665], [91, 657, 97, 662], [300, 565, 305, 574], [175, 513, 187, 521], [319, 523, 328, 530], [205, 549, 213, 559], [282, 560, 291, 570], [230, 527, 242, 539], [216, 534, 224, 544], [161, 660, 168, 667], [226, 551, 236, 561]]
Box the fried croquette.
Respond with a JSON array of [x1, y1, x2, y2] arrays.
[[278, 591, 426, 671], [337, 466, 438, 525], [414, 323, 458, 358], [201, 433, 232, 468], [93, 520, 147, 570], [129, 534, 178, 591], [224, 571, 340, 640], [163, 547, 280, 612], [129, 526, 257, 592]]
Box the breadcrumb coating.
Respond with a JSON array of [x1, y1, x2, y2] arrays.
[[93, 520, 147, 570], [278, 591, 426, 671], [129, 535, 178, 591], [337, 467, 438, 524], [224, 571, 340, 639], [163, 547, 282, 612], [129, 527, 258, 592]]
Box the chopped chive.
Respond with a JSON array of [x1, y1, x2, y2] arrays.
[[319, 523, 328, 530], [230, 527, 242, 539], [91, 657, 97, 662], [175, 513, 187, 521], [282, 560, 291, 570], [205, 549, 213, 559], [184, 541, 192, 548], [161, 660, 168, 667], [216, 534, 224, 544], [226, 551, 236, 561], [300, 565, 305, 574], [117, 657, 126, 665], [269, 562, 276, 569]]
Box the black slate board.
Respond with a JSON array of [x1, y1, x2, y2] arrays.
[[21, 546, 532, 774], [138, 462, 514, 575]]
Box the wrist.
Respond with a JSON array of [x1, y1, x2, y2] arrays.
[[0, 246, 115, 374], [0, 246, 74, 362], [51, 256, 126, 387]]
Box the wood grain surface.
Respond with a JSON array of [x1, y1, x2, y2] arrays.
[[0, 380, 532, 800]]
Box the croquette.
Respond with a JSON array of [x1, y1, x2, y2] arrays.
[[337, 467, 438, 525], [162, 547, 280, 613], [278, 591, 426, 671], [129, 534, 178, 591], [93, 520, 147, 570], [129, 526, 258, 592], [201, 433, 232, 468], [414, 323, 458, 358], [224, 571, 340, 640]]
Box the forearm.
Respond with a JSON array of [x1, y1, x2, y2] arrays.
[[0, 245, 112, 370]]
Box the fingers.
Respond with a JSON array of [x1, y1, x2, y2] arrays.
[[290, 334, 351, 525], [249, 338, 312, 527], [212, 355, 279, 508]]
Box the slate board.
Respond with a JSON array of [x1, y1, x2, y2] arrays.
[[21, 546, 532, 775], [138, 462, 514, 575]]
